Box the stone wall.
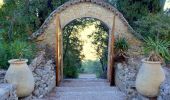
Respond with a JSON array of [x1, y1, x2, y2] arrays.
[[0, 51, 56, 100], [0, 70, 6, 84], [158, 67, 170, 100], [33, 1, 142, 60], [115, 58, 141, 99], [27, 51, 56, 99], [0, 83, 18, 100], [115, 57, 170, 100], [33, 0, 142, 82]]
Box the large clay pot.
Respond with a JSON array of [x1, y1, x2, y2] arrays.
[[5, 59, 35, 97], [136, 59, 165, 97]]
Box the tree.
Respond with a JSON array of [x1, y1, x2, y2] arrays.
[[0, 0, 68, 68], [0, 0, 69, 42], [165, 8, 170, 16], [63, 19, 87, 78], [117, 0, 165, 26], [62, 18, 109, 78], [134, 13, 170, 42], [88, 19, 109, 78], [107, 0, 117, 7]]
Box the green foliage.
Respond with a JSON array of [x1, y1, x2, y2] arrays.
[[96, 67, 107, 79], [114, 37, 130, 55], [0, 0, 68, 69], [81, 60, 100, 74], [9, 40, 34, 60], [0, 0, 69, 41], [63, 18, 108, 78], [0, 42, 8, 69], [115, 37, 129, 53], [107, 0, 117, 7], [63, 19, 86, 78], [134, 14, 170, 41], [165, 9, 170, 15], [117, 0, 165, 26], [64, 66, 79, 78], [114, 37, 129, 62], [0, 40, 35, 69], [143, 37, 170, 62], [81, 60, 107, 79], [134, 13, 170, 60], [88, 19, 109, 78]]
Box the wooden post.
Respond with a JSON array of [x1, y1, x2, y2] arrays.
[[110, 15, 116, 86], [56, 13, 61, 86]]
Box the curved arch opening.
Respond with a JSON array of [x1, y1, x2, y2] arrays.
[[62, 17, 110, 80]]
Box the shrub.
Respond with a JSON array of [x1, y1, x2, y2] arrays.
[[64, 66, 79, 78], [0, 42, 8, 69], [8, 40, 34, 60], [96, 66, 107, 79], [134, 14, 170, 41], [0, 40, 35, 69], [114, 37, 129, 62], [143, 37, 170, 62]]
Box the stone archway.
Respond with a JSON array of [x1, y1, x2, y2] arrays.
[[31, 0, 142, 86]]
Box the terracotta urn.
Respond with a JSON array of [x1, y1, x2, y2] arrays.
[[136, 59, 165, 97], [5, 59, 35, 97]]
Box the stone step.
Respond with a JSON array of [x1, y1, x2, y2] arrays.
[[63, 79, 108, 82], [54, 86, 119, 92], [60, 79, 109, 87], [46, 91, 127, 100], [42, 79, 127, 100]]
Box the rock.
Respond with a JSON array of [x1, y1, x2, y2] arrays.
[[0, 70, 6, 83], [158, 67, 170, 100], [26, 51, 56, 99], [0, 83, 18, 100], [115, 57, 142, 99]]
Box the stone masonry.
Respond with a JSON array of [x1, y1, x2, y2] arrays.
[[0, 51, 56, 100], [27, 51, 56, 99], [0, 83, 18, 100], [115, 60, 139, 99]]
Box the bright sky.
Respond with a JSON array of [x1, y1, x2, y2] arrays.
[[165, 0, 170, 9], [0, 0, 3, 7], [79, 25, 98, 61]]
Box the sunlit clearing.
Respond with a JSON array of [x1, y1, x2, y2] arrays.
[[0, 0, 3, 8], [79, 25, 98, 61], [164, 0, 170, 10]]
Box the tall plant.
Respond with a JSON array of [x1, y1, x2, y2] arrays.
[[117, 0, 165, 26], [114, 37, 129, 62], [9, 40, 34, 61], [134, 14, 170, 41], [143, 37, 170, 62]]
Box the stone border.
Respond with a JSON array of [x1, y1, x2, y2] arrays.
[[30, 0, 143, 40]]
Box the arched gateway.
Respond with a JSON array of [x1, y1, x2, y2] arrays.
[[31, 0, 141, 86]]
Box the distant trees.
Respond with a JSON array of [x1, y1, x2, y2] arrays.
[[0, 0, 69, 41], [63, 18, 109, 78], [63, 19, 85, 78], [88, 19, 109, 78], [0, 0, 68, 69], [116, 0, 165, 26], [134, 13, 170, 42]]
